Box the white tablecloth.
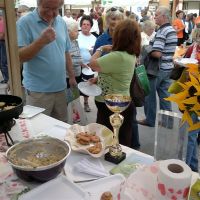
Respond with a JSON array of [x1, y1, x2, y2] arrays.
[[9, 113, 154, 182], [3, 113, 199, 199]]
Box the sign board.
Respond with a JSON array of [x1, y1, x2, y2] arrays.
[[102, 0, 136, 7], [101, 0, 113, 6], [149, 5, 156, 12]]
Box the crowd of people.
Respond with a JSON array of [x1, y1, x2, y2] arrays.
[[172, 10, 197, 46], [0, 0, 200, 172]]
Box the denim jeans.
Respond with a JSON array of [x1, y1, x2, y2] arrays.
[[156, 70, 172, 112], [186, 113, 199, 172], [144, 76, 157, 126], [0, 40, 8, 82], [144, 70, 173, 126]]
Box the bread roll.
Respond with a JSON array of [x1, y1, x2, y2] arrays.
[[100, 191, 113, 200]]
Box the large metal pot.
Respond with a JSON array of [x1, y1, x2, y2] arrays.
[[6, 137, 71, 182]]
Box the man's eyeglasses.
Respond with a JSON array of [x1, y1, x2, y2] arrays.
[[107, 7, 124, 13]]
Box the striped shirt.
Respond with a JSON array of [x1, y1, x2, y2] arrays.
[[150, 23, 177, 70], [67, 40, 82, 78]]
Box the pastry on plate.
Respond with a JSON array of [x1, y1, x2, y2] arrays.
[[100, 191, 113, 200], [87, 142, 102, 154]]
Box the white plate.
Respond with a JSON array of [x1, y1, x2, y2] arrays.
[[65, 123, 113, 158], [78, 82, 102, 96], [19, 176, 89, 200], [81, 174, 126, 200], [174, 58, 198, 67], [19, 105, 45, 119], [82, 67, 95, 75]]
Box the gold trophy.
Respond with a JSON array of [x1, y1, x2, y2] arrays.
[[104, 94, 131, 164]]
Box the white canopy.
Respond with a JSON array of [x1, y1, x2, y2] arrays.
[[15, 0, 37, 8], [64, 0, 92, 6], [102, 0, 149, 7], [15, 0, 92, 8]]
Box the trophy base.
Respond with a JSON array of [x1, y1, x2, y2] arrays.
[[104, 152, 126, 164]]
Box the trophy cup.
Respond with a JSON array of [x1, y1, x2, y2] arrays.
[[104, 94, 131, 164]]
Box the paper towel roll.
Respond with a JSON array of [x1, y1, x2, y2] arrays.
[[156, 159, 192, 200]]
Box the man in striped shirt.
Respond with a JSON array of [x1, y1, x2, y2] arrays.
[[138, 6, 177, 127]]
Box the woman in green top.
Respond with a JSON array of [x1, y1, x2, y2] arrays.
[[89, 19, 141, 147]]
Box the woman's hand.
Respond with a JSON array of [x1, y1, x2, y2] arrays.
[[81, 63, 89, 68], [101, 45, 112, 53], [88, 77, 98, 84]]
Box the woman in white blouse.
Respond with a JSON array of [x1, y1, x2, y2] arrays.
[[77, 15, 97, 112], [141, 20, 156, 47]]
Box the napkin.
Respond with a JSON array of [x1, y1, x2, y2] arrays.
[[0, 153, 29, 200], [122, 160, 194, 200], [74, 157, 109, 178]]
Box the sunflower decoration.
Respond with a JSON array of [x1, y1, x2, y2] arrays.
[[165, 63, 200, 131]]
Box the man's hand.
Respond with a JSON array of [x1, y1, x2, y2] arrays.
[[40, 26, 56, 44], [69, 77, 77, 88], [19, 26, 56, 63]]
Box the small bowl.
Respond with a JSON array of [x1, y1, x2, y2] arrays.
[[82, 67, 95, 81], [6, 137, 71, 182]]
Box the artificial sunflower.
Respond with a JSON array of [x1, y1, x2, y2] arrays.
[[165, 63, 200, 131]]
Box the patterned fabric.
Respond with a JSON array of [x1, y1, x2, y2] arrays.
[[150, 23, 177, 70], [67, 40, 82, 78], [0, 154, 29, 200], [0, 119, 33, 199]]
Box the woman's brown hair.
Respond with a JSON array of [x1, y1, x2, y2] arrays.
[[112, 19, 141, 56]]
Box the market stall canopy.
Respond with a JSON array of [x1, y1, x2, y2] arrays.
[[64, 0, 92, 6], [15, 0, 37, 8], [102, 0, 149, 7], [15, 0, 92, 8]]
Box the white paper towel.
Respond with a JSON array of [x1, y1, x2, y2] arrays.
[[156, 159, 192, 200]]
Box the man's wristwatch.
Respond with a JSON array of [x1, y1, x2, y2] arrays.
[[96, 47, 103, 53]]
